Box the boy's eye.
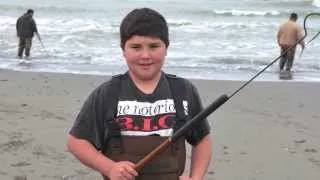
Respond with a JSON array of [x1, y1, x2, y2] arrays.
[[130, 45, 141, 49], [150, 44, 160, 48], [128, 43, 162, 49]]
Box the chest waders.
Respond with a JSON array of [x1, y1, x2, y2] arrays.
[[102, 74, 190, 180]]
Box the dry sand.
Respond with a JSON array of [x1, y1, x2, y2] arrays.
[[0, 69, 319, 180]]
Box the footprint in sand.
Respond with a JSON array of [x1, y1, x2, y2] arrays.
[[292, 139, 320, 167], [308, 158, 320, 167], [0, 139, 31, 152], [304, 148, 318, 153], [11, 161, 31, 167], [13, 175, 27, 180]]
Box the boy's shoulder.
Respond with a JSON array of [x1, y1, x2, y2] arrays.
[[165, 73, 178, 78], [94, 74, 127, 92], [164, 73, 196, 92], [165, 73, 193, 83]]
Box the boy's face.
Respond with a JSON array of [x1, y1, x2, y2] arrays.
[[123, 35, 167, 81]]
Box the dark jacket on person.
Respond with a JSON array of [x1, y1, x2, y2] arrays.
[[16, 13, 38, 38]]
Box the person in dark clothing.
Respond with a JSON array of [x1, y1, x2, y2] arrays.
[[16, 9, 41, 59]]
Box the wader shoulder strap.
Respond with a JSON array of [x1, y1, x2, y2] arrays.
[[165, 73, 189, 130], [105, 74, 122, 122], [103, 74, 123, 148]]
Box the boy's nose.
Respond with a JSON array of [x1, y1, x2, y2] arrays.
[[140, 48, 151, 58]]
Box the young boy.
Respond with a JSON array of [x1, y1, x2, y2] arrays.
[[67, 8, 212, 180]]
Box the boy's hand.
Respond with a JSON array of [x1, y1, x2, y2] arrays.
[[108, 161, 138, 180]]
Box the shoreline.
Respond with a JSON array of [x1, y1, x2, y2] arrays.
[[1, 67, 320, 83]]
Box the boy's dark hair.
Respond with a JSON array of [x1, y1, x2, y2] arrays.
[[290, 13, 298, 21], [27, 9, 34, 14], [120, 8, 169, 49]]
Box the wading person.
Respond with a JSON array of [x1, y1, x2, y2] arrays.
[[277, 12, 305, 72], [16, 9, 41, 59]]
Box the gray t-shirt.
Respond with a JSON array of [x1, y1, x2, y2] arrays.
[[69, 72, 210, 150]]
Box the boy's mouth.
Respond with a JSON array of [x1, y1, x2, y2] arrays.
[[139, 62, 153, 66]]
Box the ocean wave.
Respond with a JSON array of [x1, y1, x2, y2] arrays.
[[195, 7, 317, 18], [212, 57, 269, 66], [167, 20, 192, 27], [0, 4, 106, 14], [189, 8, 289, 17], [212, 9, 280, 17], [168, 21, 280, 33]]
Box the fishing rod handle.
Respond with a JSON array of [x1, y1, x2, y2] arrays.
[[134, 94, 229, 172], [134, 138, 172, 172], [172, 94, 229, 141]]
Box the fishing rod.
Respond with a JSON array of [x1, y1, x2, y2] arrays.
[[306, 28, 320, 45], [134, 12, 320, 172], [36, 33, 48, 54], [39, 38, 46, 50], [299, 17, 320, 61], [298, 46, 304, 61]]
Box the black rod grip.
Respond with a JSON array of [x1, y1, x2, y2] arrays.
[[171, 94, 229, 142]]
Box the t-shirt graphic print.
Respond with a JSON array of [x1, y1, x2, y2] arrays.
[[116, 99, 188, 137]]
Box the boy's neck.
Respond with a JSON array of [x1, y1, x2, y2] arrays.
[[129, 72, 162, 94]]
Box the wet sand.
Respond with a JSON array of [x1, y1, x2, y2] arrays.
[[0, 69, 319, 180]]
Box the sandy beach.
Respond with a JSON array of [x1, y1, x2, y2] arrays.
[[0, 69, 320, 180]]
